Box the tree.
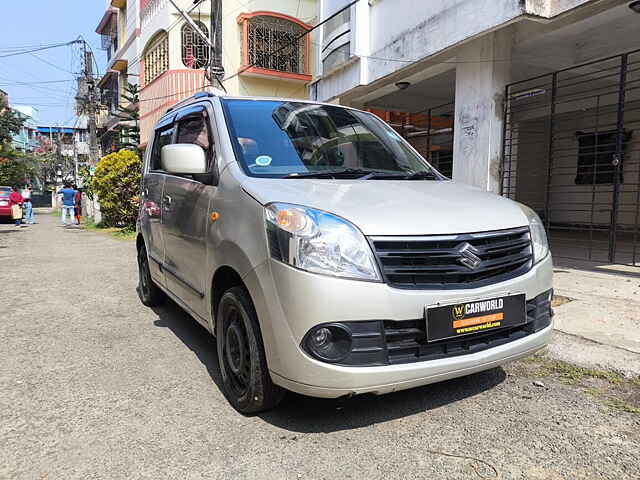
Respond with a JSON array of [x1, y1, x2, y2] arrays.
[[114, 82, 140, 153], [0, 97, 34, 186], [0, 97, 26, 150], [33, 132, 75, 189], [0, 151, 36, 186]]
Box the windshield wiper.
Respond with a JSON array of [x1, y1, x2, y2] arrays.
[[360, 170, 440, 180], [403, 170, 440, 180], [285, 168, 388, 179], [284, 168, 440, 180]]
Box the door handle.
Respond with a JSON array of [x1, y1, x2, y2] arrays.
[[163, 195, 172, 208]]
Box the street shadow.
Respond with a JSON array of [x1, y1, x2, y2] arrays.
[[151, 300, 224, 391], [554, 258, 640, 279], [151, 298, 506, 432]]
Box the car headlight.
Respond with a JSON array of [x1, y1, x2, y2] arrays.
[[265, 203, 381, 281], [519, 204, 549, 264]]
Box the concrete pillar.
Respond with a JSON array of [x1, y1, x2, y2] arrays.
[[452, 30, 512, 192]]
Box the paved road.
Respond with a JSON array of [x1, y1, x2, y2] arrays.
[[1, 213, 639, 479]]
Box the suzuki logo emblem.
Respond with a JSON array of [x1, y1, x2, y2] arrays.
[[457, 242, 482, 270]]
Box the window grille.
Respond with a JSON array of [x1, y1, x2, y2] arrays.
[[247, 15, 306, 74], [182, 21, 210, 69], [144, 32, 169, 85]]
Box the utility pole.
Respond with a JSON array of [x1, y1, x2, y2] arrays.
[[168, 0, 224, 88], [81, 41, 99, 165], [210, 0, 224, 87]]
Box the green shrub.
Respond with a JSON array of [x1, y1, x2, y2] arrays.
[[93, 149, 142, 228]]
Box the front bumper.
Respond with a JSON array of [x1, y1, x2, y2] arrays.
[[272, 325, 552, 398], [244, 253, 553, 398]]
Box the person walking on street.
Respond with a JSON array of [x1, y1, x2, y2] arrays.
[[9, 186, 24, 227], [58, 183, 77, 226], [73, 185, 82, 226]]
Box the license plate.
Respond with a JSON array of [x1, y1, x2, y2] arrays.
[[425, 293, 526, 342], [0, 201, 7, 206]]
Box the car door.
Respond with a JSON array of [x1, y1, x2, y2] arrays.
[[161, 104, 216, 319], [140, 120, 174, 287]]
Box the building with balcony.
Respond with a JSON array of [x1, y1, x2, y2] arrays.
[[136, 0, 317, 146], [10, 105, 39, 153], [312, 0, 640, 266], [95, 0, 141, 153]]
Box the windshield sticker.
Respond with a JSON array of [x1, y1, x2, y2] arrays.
[[255, 155, 272, 167]]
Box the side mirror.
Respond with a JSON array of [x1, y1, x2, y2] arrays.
[[161, 144, 207, 174]]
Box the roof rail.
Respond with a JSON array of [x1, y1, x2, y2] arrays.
[[165, 90, 218, 114]]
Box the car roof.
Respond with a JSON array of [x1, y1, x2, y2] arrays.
[[157, 92, 362, 126]]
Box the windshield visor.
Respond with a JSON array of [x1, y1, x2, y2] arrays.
[[221, 99, 438, 178]]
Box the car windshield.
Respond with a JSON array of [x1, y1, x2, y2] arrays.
[[221, 99, 442, 179]]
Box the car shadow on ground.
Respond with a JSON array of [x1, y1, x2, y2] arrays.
[[261, 368, 506, 433], [151, 299, 506, 433], [151, 300, 225, 392]]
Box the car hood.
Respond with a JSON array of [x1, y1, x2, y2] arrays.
[[241, 178, 529, 236]]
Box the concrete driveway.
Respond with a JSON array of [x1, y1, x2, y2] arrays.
[[1, 212, 638, 479]]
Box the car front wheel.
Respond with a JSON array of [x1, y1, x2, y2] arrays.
[[216, 286, 284, 413]]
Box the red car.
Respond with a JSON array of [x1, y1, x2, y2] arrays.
[[0, 186, 13, 220]]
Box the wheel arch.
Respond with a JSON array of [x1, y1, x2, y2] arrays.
[[211, 265, 247, 333]]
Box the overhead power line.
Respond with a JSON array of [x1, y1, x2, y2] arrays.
[[0, 40, 81, 59], [0, 79, 74, 85]]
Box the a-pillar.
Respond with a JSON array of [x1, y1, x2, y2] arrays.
[[452, 29, 512, 192]]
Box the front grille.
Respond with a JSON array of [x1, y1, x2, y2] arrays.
[[307, 290, 553, 367], [370, 227, 533, 289], [383, 290, 552, 365]]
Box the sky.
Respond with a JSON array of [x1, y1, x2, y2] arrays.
[[0, 0, 108, 126]]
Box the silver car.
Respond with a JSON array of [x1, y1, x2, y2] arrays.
[[136, 92, 553, 413]]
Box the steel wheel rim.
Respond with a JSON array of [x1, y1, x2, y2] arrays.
[[139, 251, 150, 297], [223, 306, 251, 397]]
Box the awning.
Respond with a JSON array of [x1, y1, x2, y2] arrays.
[[96, 7, 117, 34], [36, 126, 75, 135], [112, 59, 128, 73], [97, 70, 119, 89]]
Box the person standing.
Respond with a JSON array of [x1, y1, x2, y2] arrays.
[[73, 185, 82, 226], [57, 183, 77, 226], [23, 197, 34, 224], [22, 183, 35, 224], [21, 183, 32, 201], [9, 186, 24, 227]]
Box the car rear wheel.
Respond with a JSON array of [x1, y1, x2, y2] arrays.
[[137, 243, 166, 307], [216, 286, 285, 413]]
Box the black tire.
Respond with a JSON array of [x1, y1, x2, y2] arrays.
[[137, 243, 166, 307], [216, 286, 285, 413]]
